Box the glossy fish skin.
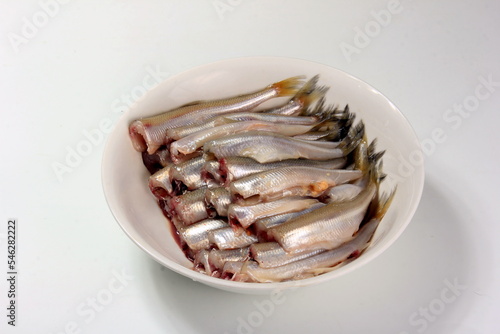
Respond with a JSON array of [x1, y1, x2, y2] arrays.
[[149, 156, 208, 197], [229, 167, 363, 201], [323, 184, 364, 203], [215, 113, 321, 126], [179, 219, 228, 251], [166, 113, 320, 142], [270, 182, 377, 252], [170, 121, 316, 161], [149, 165, 174, 198], [208, 247, 250, 272], [236, 218, 380, 283], [228, 197, 319, 229], [167, 188, 215, 225], [201, 160, 223, 185], [194, 250, 212, 275], [169, 156, 208, 191], [208, 227, 258, 250], [250, 242, 324, 269], [218, 157, 346, 186], [205, 187, 232, 216], [129, 76, 305, 154], [253, 202, 326, 238], [204, 122, 363, 163]]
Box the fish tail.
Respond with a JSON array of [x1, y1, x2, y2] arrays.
[[296, 85, 329, 111], [354, 130, 369, 173], [338, 121, 365, 156], [295, 74, 320, 97], [271, 76, 307, 97], [291, 74, 328, 108], [375, 186, 397, 219], [367, 139, 386, 165]]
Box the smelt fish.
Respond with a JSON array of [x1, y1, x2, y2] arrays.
[[129, 76, 305, 154]]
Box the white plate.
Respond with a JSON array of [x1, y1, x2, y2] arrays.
[[101, 57, 424, 294]]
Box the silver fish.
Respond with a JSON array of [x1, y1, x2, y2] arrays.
[[228, 197, 320, 229], [250, 242, 324, 268], [204, 123, 364, 164], [194, 250, 212, 275], [205, 187, 232, 216], [169, 156, 209, 191], [216, 157, 346, 186], [129, 76, 305, 154], [270, 181, 377, 252], [167, 188, 216, 225], [208, 227, 258, 250], [229, 167, 363, 201], [265, 75, 327, 116], [201, 160, 223, 185], [236, 218, 381, 283], [165, 113, 321, 142], [253, 202, 326, 238], [179, 218, 228, 251], [149, 156, 209, 197], [208, 247, 250, 272], [149, 164, 174, 198], [170, 120, 317, 161], [323, 184, 364, 203]]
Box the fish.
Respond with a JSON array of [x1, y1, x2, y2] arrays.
[[169, 120, 317, 162], [228, 197, 320, 229], [203, 122, 364, 164], [253, 202, 326, 239], [165, 113, 321, 142], [322, 184, 364, 203], [208, 247, 250, 273], [129, 76, 305, 154], [214, 113, 322, 127], [208, 226, 258, 250], [149, 164, 174, 198], [269, 162, 381, 252], [166, 188, 216, 225], [205, 187, 232, 216], [169, 156, 210, 192], [149, 155, 210, 197], [201, 159, 224, 185], [229, 166, 363, 201], [194, 250, 212, 275], [265, 75, 328, 116], [250, 242, 324, 268], [228, 217, 382, 283], [179, 218, 228, 251], [215, 157, 346, 186], [141, 147, 171, 174]]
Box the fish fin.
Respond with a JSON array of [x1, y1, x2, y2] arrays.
[[271, 76, 307, 97], [367, 139, 386, 164], [296, 85, 329, 111], [294, 74, 320, 97], [338, 121, 365, 156], [375, 186, 397, 220]]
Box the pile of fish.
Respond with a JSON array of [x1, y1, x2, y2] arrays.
[[129, 75, 395, 283]]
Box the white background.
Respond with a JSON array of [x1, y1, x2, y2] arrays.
[[1, 1, 499, 333]]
